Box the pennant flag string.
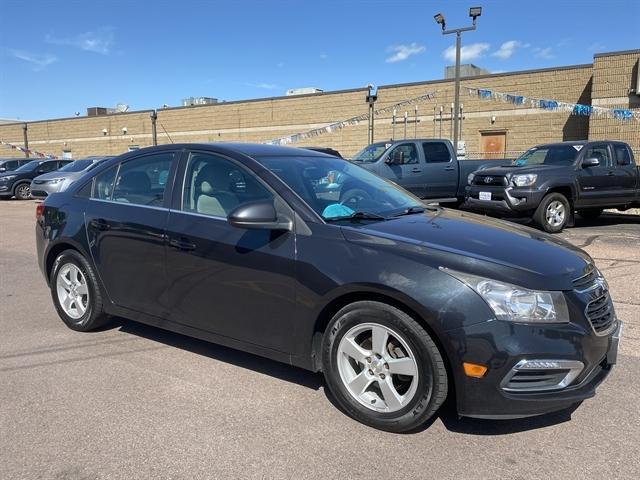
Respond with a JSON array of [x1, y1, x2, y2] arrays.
[[266, 91, 436, 145], [0, 140, 59, 159], [467, 87, 640, 122]]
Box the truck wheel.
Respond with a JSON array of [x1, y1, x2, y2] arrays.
[[322, 301, 448, 433], [577, 208, 603, 220], [14, 182, 31, 200], [534, 193, 570, 233]]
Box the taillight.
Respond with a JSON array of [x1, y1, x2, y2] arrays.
[[35, 204, 45, 222]]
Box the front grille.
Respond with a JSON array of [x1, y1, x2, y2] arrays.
[[586, 292, 615, 334], [30, 190, 48, 197], [472, 175, 507, 186]]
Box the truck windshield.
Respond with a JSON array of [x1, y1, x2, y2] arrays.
[[351, 143, 392, 163], [514, 145, 580, 166]]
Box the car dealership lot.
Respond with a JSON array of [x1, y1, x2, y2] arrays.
[[1, 200, 638, 479]]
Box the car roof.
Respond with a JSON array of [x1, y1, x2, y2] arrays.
[[113, 142, 335, 159]]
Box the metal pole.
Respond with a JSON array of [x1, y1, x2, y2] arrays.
[[459, 103, 464, 144], [414, 105, 418, 138], [439, 106, 443, 138], [392, 109, 396, 140], [403, 112, 408, 139], [369, 101, 374, 144], [453, 31, 462, 156], [150, 110, 158, 146], [433, 106, 436, 138], [450, 103, 454, 141], [22, 123, 29, 158]]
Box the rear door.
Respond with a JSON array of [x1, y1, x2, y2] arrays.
[[611, 143, 637, 204], [85, 150, 179, 317], [421, 141, 457, 198], [378, 142, 427, 197], [576, 143, 617, 206]]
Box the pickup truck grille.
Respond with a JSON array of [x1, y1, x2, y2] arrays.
[[472, 175, 508, 186]]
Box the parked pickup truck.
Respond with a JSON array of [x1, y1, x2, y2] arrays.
[[465, 140, 640, 233], [351, 139, 496, 204]]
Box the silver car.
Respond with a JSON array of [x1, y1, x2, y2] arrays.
[[30, 156, 112, 199]]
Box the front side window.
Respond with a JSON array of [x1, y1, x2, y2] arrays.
[[389, 143, 419, 165], [111, 153, 175, 206], [422, 142, 451, 163], [182, 152, 272, 218], [37, 162, 59, 173], [255, 155, 422, 221], [583, 145, 611, 167]]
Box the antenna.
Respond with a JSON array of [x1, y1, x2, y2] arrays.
[[115, 103, 130, 113]]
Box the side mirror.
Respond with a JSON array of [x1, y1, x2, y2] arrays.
[[582, 157, 600, 168], [227, 200, 292, 231], [385, 150, 404, 165]]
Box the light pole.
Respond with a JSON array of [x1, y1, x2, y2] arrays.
[[434, 7, 482, 157], [22, 123, 29, 158], [366, 84, 377, 144]]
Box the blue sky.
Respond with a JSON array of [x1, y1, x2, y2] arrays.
[[1, 0, 638, 120]]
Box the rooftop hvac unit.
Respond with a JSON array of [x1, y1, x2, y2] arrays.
[[182, 97, 218, 106]]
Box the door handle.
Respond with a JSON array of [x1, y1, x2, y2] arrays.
[[444, 166, 455, 171], [168, 237, 196, 251], [411, 168, 422, 173], [89, 219, 110, 231]]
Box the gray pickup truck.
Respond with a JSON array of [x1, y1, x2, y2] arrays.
[[351, 139, 496, 203]]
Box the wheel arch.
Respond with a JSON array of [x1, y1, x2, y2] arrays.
[[543, 184, 575, 205], [45, 240, 91, 284]]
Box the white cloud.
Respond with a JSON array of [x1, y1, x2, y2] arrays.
[[588, 42, 607, 52], [534, 47, 554, 59], [443, 42, 490, 63], [492, 40, 529, 59], [245, 82, 278, 90], [46, 27, 115, 55], [7, 49, 58, 70], [385, 43, 425, 63]]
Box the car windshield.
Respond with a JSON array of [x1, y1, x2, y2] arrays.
[[514, 145, 580, 166], [255, 155, 424, 221], [58, 159, 94, 172], [351, 142, 392, 163], [14, 160, 41, 172]]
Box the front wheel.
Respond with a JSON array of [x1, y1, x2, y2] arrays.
[[322, 301, 448, 432], [14, 182, 31, 200], [50, 249, 110, 331], [534, 193, 570, 233]]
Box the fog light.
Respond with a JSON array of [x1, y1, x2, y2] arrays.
[[463, 362, 488, 378]]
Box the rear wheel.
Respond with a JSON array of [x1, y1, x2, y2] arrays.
[[534, 193, 570, 233], [14, 182, 31, 200], [577, 208, 603, 220], [322, 301, 448, 432], [50, 250, 110, 331]]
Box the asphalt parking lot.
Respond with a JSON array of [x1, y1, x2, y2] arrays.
[[1, 199, 638, 480]]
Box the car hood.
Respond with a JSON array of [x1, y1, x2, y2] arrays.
[[476, 164, 570, 177], [341, 208, 592, 291]]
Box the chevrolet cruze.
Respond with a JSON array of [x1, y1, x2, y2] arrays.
[[36, 143, 621, 432]]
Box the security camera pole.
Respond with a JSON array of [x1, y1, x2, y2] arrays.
[[434, 6, 481, 157], [366, 84, 377, 144]]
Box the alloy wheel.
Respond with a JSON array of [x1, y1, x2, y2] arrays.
[[337, 322, 419, 413], [56, 263, 89, 320], [545, 200, 566, 227]]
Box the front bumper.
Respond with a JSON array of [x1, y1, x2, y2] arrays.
[[464, 185, 546, 215], [446, 313, 621, 419], [30, 181, 63, 199]]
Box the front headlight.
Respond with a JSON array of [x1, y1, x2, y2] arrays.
[[0, 175, 16, 182], [43, 178, 64, 184], [467, 172, 475, 185], [442, 269, 570, 323], [512, 173, 537, 187]]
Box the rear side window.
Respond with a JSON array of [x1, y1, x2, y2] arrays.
[[614, 145, 632, 166], [422, 142, 451, 163], [92, 166, 118, 200], [111, 153, 175, 206]]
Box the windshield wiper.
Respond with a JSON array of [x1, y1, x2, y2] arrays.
[[326, 211, 388, 222], [391, 205, 439, 217]]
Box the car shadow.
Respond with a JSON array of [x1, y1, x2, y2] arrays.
[[573, 212, 640, 228], [110, 318, 581, 436], [114, 318, 323, 390]]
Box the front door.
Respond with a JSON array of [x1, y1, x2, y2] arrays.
[[421, 141, 458, 198], [164, 150, 297, 353], [576, 143, 617, 207], [85, 151, 178, 317], [378, 142, 427, 197], [480, 132, 506, 160]]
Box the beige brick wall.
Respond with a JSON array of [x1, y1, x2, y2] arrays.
[[0, 50, 637, 161], [588, 50, 640, 159]]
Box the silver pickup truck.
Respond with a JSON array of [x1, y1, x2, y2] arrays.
[[352, 139, 499, 204]]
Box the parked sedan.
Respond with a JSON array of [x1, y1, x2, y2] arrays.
[[36, 143, 621, 432], [30, 156, 112, 199], [0, 159, 72, 199]]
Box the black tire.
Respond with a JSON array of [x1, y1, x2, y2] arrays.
[[533, 192, 570, 233], [322, 301, 448, 433], [50, 249, 110, 332], [577, 208, 603, 220], [13, 182, 31, 200]]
